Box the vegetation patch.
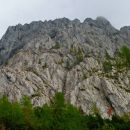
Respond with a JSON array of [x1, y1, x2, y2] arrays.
[[0, 93, 130, 130], [103, 46, 130, 75], [70, 45, 84, 65], [52, 42, 60, 49]]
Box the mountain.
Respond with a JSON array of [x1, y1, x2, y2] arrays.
[[0, 17, 130, 118]]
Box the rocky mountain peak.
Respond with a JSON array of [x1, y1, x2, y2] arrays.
[[96, 16, 110, 26], [84, 17, 110, 27], [0, 17, 130, 118]]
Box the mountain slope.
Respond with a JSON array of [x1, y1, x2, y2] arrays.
[[0, 17, 130, 118]]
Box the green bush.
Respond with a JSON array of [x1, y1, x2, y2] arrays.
[[70, 45, 84, 65], [103, 46, 130, 73], [118, 46, 130, 69], [103, 61, 113, 73], [0, 93, 130, 130], [52, 42, 60, 49], [50, 92, 85, 130], [0, 96, 24, 130]]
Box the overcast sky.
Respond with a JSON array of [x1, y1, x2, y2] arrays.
[[0, 0, 130, 38]]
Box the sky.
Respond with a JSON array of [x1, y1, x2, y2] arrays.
[[0, 0, 130, 38]]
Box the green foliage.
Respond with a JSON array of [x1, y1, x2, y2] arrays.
[[52, 42, 60, 49], [85, 115, 104, 130], [103, 46, 130, 73], [114, 46, 130, 71], [0, 96, 24, 130], [103, 51, 113, 73], [34, 105, 53, 130], [21, 96, 37, 130], [117, 46, 130, 69], [65, 60, 73, 70], [100, 123, 116, 130], [70, 45, 84, 65], [103, 61, 113, 73], [50, 92, 85, 130], [105, 51, 112, 60], [0, 93, 130, 130], [75, 47, 84, 64]]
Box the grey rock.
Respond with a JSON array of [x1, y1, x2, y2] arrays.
[[0, 17, 130, 118]]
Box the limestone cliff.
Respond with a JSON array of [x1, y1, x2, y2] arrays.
[[0, 17, 130, 118]]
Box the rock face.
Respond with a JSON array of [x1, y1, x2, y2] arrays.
[[0, 17, 130, 118]]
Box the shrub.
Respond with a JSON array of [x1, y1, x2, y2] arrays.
[[52, 42, 60, 49], [118, 46, 130, 69], [50, 92, 85, 130], [103, 51, 113, 73], [0, 93, 130, 129], [21, 96, 36, 130], [70, 45, 84, 65], [103, 46, 130, 73], [0, 96, 24, 130]]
